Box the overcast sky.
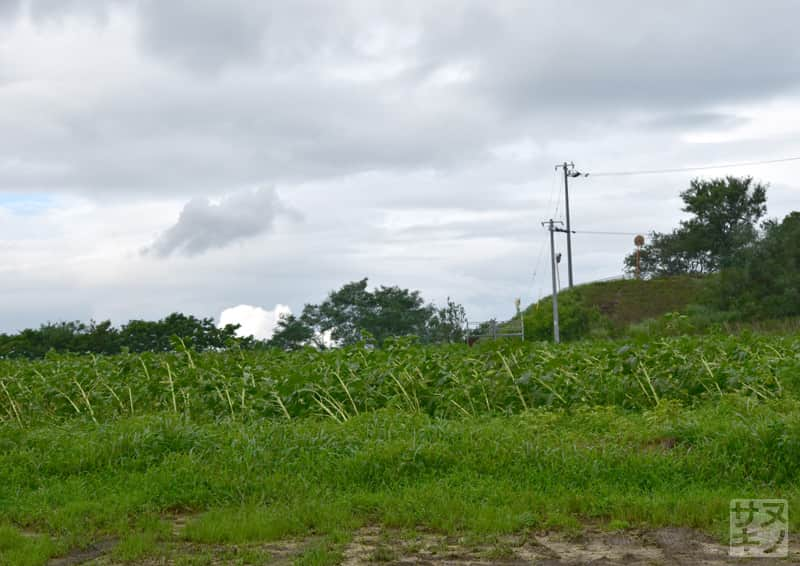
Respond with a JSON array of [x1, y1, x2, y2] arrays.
[[1, 0, 799, 336]]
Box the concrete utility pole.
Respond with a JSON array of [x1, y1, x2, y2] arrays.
[[542, 219, 564, 343], [555, 162, 584, 288]]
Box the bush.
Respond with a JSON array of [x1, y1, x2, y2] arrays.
[[522, 289, 609, 342]]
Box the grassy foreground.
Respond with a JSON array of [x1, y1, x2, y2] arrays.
[[1, 335, 800, 563], [1, 398, 800, 563]]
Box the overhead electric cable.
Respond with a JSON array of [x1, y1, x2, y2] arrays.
[[531, 169, 562, 291], [587, 155, 800, 178], [572, 230, 647, 236]]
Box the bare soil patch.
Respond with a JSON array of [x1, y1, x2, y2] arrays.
[[47, 539, 117, 566], [48, 524, 799, 565], [342, 526, 797, 565]]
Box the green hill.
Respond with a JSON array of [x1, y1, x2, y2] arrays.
[[518, 276, 709, 341], [574, 276, 708, 329]]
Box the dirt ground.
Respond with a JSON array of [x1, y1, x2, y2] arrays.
[[51, 525, 798, 565], [339, 526, 797, 565]]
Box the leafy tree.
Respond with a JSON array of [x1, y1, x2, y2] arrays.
[[302, 279, 430, 346], [268, 279, 467, 349], [627, 231, 705, 277], [78, 320, 121, 354], [0, 322, 78, 358], [717, 211, 800, 318], [425, 297, 468, 343], [625, 176, 767, 277], [267, 314, 318, 350], [680, 175, 767, 267], [0, 320, 123, 358], [120, 313, 241, 352]]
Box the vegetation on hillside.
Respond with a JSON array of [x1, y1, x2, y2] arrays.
[[716, 211, 800, 318], [518, 276, 710, 341]]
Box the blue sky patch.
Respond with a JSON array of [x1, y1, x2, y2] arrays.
[[0, 193, 55, 215]]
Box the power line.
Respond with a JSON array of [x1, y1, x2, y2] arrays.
[[530, 169, 561, 299], [586, 155, 800, 177], [545, 166, 560, 216], [531, 236, 547, 283], [553, 174, 563, 218], [573, 230, 646, 236]]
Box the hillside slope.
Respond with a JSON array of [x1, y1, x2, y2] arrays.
[[517, 276, 709, 340], [576, 276, 707, 329]]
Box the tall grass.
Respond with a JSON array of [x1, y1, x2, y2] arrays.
[[1, 333, 798, 425]]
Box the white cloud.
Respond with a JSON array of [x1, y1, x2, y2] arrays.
[[218, 304, 291, 340]]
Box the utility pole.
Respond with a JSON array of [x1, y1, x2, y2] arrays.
[[555, 162, 584, 288], [542, 219, 564, 343]]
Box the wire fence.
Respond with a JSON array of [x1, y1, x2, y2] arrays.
[[464, 317, 524, 344]]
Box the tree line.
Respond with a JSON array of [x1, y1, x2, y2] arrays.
[[0, 282, 467, 358], [0, 314, 246, 358]]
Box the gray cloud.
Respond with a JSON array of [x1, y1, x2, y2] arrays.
[[25, 0, 113, 22], [2, 1, 800, 331], [0, 0, 21, 21], [3, 1, 800, 201], [643, 112, 749, 132], [146, 187, 296, 257], [421, 1, 800, 113], [136, 0, 267, 74]]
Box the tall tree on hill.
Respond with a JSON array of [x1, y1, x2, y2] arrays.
[[717, 211, 800, 318], [626, 176, 767, 277]]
